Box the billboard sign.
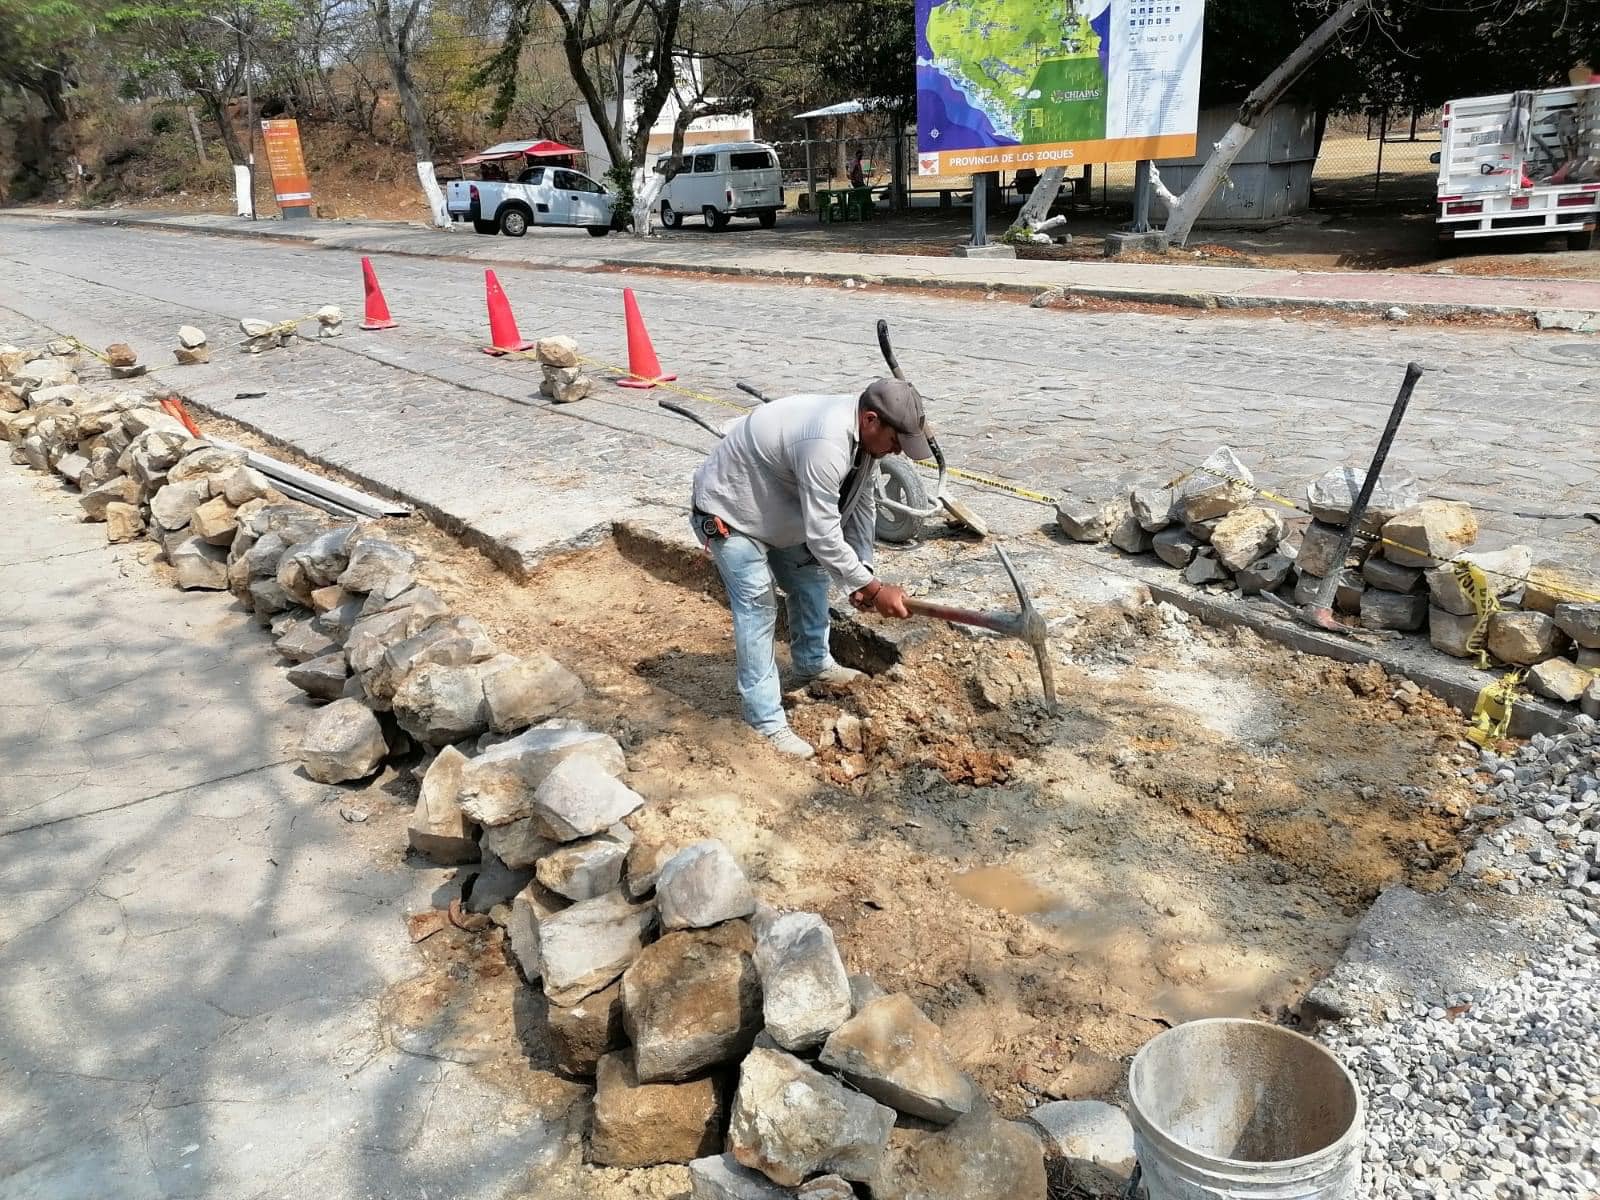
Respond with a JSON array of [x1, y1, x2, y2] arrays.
[[915, 0, 1204, 175], [260, 118, 313, 214]]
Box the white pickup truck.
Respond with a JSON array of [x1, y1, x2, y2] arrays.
[[446, 165, 618, 237], [1435, 83, 1600, 249]]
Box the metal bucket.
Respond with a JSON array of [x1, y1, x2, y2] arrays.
[[1127, 1019, 1364, 1200]]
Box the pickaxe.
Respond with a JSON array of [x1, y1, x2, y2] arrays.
[[901, 547, 1056, 710]]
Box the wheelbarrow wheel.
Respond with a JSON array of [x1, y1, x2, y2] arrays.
[[874, 457, 928, 544]]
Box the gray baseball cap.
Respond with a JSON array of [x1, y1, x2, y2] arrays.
[[860, 378, 933, 462]]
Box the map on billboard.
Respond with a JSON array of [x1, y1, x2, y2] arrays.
[[916, 0, 1204, 176]]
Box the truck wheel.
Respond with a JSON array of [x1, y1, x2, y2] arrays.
[[499, 208, 529, 237], [472, 219, 498, 235], [1567, 228, 1595, 251], [703, 205, 730, 231], [586, 226, 610, 238], [661, 201, 681, 229], [874, 457, 928, 544], [758, 209, 777, 229]]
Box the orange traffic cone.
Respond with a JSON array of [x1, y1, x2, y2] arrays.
[[616, 287, 676, 389], [482, 269, 533, 354], [359, 257, 398, 330]]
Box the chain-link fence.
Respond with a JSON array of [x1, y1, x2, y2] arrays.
[[1311, 110, 1441, 205]]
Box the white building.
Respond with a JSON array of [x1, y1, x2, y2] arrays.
[[577, 55, 755, 178]]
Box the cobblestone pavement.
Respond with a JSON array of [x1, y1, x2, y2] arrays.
[[1, 216, 1595, 584]]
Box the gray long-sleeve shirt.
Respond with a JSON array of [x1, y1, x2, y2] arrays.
[[691, 393, 877, 591]]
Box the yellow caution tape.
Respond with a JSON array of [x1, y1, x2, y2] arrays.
[[1452, 560, 1500, 670], [1467, 669, 1523, 747]]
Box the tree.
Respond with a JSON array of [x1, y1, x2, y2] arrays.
[[366, 0, 450, 227], [805, 0, 915, 206], [0, 0, 99, 197]]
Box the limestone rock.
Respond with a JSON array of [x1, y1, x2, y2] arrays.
[[1523, 562, 1598, 615], [481, 653, 586, 733], [178, 325, 207, 349], [287, 652, 350, 702], [464, 848, 533, 914], [1209, 506, 1284, 573], [1362, 556, 1422, 594], [536, 335, 581, 368], [1152, 527, 1200, 569], [457, 725, 627, 827], [1486, 611, 1560, 666], [1236, 552, 1292, 596], [548, 979, 625, 1077], [622, 921, 762, 1083], [104, 502, 145, 543], [870, 1105, 1047, 1200], [275, 620, 339, 664], [338, 537, 417, 594], [313, 597, 365, 644], [478, 813, 556, 867], [542, 367, 595, 404], [1024, 1100, 1136, 1195], [1182, 550, 1229, 587], [625, 837, 676, 900], [688, 1155, 791, 1200], [364, 616, 498, 705], [1579, 649, 1600, 671], [170, 537, 229, 590], [80, 476, 141, 522], [1295, 521, 1350, 578], [1526, 658, 1595, 704], [1361, 589, 1427, 632], [174, 345, 211, 365], [1306, 467, 1421, 533], [537, 891, 657, 1006], [407, 746, 479, 864], [150, 478, 213, 531], [1129, 484, 1173, 532], [300, 698, 387, 784], [189, 495, 239, 545], [1424, 546, 1532, 615], [103, 342, 138, 367], [849, 973, 889, 1014], [536, 835, 629, 901], [1380, 501, 1478, 569], [528, 754, 645, 841], [392, 661, 490, 746], [218, 465, 274, 507], [819, 994, 975, 1124], [1171, 447, 1251, 524], [1584, 677, 1600, 720], [658, 841, 756, 931], [755, 912, 852, 1052], [1555, 603, 1600, 650], [730, 1047, 894, 1186], [120, 429, 188, 487], [53, 452, 89, 486], [283, 523, 360, 589], [591, 1051, 727, 1168], [1108, 510, 1153, 555], [0, 382, 21, 413], [12, 357, 74, 392], [1054, 494, 1118, 543], [506, 880, 565, 980], [797, 1176, 854, 1200], [1428, 607, 1477, 659], [169, 446, 245, 484]]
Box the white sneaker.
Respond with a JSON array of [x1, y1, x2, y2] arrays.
[[765, 727, 816, 759], [798, 662, 865, 688]]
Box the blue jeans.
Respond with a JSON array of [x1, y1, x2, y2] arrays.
[[699, 526, 834, 734]]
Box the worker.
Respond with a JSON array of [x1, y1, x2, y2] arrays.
[[691, 380, 930, 758]]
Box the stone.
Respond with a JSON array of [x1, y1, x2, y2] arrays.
[[283, 523, 359, 589], [755, 912, 852, 1052], [1523, 562, 1599, 615], [365, 617, 498, 705], [1554, 603, 1600, 649], [1152, 527, 1201, 569], [174, 346, 211, 365], [1487, 611, 1560, 665], [239, 318, 274, 337], [870, 1105, 1047, 1200], [78, 446, 121, 490], [103, 343, 138, 367], [287, 652, 350, 702], [1380, 501, 1478, 569], [1362, 555, 1423, 594], [407, 746, 479, 864], [543, 369, 594, 404], [537, 891, 657, 1005], [1424, 546, 1533, 615], [1526, 658, 1595, 704], [12, 357, 74, 392], [120, 429, 188, 489], [1306, 467, 1421, 533], [310, 585, 347, 614], [1054, 494, 1118, 542], [1236, 552, 1292, 596], [169, 447, 245, 484], [625, 837, 676, 899], [314, 597, 365, 644], [1360, 589, 1427, 632], [1585, 678, 1600, 719], [1171, 447, 1252, 524], [1209, 506, 1284, 572], [506, 880, 564, 979], [149, 478, 213, 531], [392, 661, 491, 746], [457, 726, 627, 827], [479, 816, 558, 869], [53, 452, 89, 486], [170, 537, 229, 590], [1182, 550, 1229, 586], [188, 495, 238, 545], [0, 383, 22, 413], [820, 994, 975, 1124], [536, 335, 581, 368], [657, 841, 756, 930], [338, 537, 417, 594], [1107, 510, 1153, 554], [108, 364, 148, 379], [178, 325, 207, 349], [1429, 606, 1479, 659], [1129, 485, 1173, 532], [849, 973, 888, 1013], [547, 979, 625, 1077], [275, 620, 340, 664], [479, 653, 586, 733], [730, 1047, 895, 1186], [0, 409, 37, 442], [104, 502, 145, 543], [344, 607, 428, 676], [797, 1176, 854, 1200], [1578, 648, 1600, 670], [622, 921, 762, 1083], [591, 1051, 726, 1168], [120, 406, 188, 439], [1296, 520, 1351, 578], [688, 1155, 791, 1200], [218, 465, 275, 507], [300, 698, 387, 784], [78, 476, 141, 523], [525, 754, 645, 841], [464, 848, 533, 913], [1024, 1100, 1136, 1194], [536, 835, 629, 901]]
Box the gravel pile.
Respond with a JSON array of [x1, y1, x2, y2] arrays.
[[1318, 714, 1600, 1197]]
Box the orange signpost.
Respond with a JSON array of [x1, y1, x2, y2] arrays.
[[260, 118, 313, 219]]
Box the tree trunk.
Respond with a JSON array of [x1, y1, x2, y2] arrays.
[[370, 0, 450, 228], [1008, 165, 1065, 234], [185, 107, 207, 162], [1161, 0, 1371, 246]]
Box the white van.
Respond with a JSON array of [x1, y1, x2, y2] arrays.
[[656, 141, 783, 230]]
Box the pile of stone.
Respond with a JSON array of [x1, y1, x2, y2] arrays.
[[315, 306, 344, 339], [174, 325, 210, 366], [240, 316, 297, 354], [1057, 449, 1600, 715], [535, 335, 595, 404]]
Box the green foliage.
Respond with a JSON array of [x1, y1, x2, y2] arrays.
[[810, 0, 915, 120]]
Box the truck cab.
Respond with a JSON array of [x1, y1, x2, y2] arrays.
[[655, 141, 783, 230]]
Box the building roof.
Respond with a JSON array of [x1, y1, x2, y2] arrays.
[[460, 139, 582, 164], [792, 99, 892, 120]]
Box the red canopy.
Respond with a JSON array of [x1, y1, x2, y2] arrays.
[[460, 139, 582, 165]]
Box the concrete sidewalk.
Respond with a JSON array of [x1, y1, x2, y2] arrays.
[[11, 205, 1600, 322]]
